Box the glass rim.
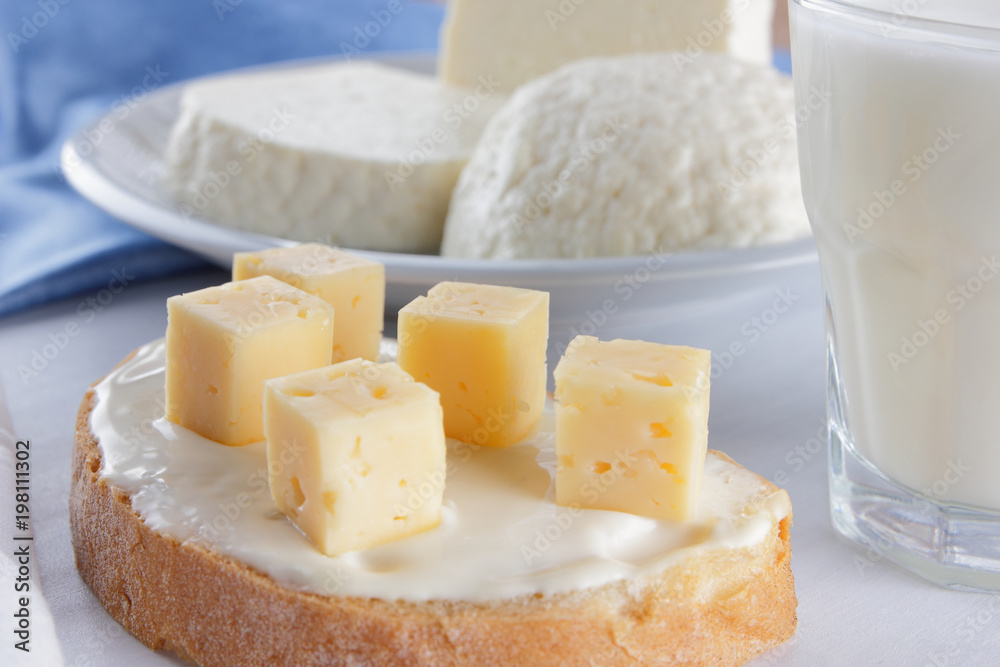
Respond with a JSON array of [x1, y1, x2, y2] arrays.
[[792, 0, 1000, 49]]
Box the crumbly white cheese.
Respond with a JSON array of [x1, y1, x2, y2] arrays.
[[162, 61, 505, 253], [441, 53, 812, 259], [440, 0, 775, 89]]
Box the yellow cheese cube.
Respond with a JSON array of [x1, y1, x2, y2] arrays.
[[397, 282, 549, 448], [165, 275, 334, 446], [554, 336, 711, 521], [263, 360, 446, 556], [233, 243, 385, 362]]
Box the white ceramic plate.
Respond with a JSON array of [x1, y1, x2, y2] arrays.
[[60, 52, 818, 337]]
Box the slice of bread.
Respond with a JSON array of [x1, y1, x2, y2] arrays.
[[70, 351, 796, 667]]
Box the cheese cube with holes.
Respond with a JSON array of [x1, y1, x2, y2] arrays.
[[165, 276, 334, 446], [397, 282, 549, 448], [263, 360, 446, 556], [554, 336, 711, 521], [233, 244, 385, 362]]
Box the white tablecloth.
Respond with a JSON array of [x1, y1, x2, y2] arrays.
[[1, 268, 998, 666]]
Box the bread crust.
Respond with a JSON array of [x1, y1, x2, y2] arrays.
[[70, 359, 796, 667]]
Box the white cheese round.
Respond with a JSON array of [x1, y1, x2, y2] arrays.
[[441, 53, 811, 259], [163, 61, 504, 254]]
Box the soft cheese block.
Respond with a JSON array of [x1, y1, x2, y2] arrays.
[[439, 0, 775, 89], [397, 282, 549, 448], [263, 359, 446, 556], [165, 276, 334, 446], [554, 336, 711, 521], [162, 61, 506, 253], [233, 244, 385, 363]]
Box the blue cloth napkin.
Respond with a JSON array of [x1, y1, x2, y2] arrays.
[[0, 0, 445, 317]]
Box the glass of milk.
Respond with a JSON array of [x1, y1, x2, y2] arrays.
[[791, 0, 1000, 591]]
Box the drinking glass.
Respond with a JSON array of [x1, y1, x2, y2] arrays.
[[791, 0, 1000, 591]]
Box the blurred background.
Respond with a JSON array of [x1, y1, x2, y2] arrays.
[[0, 0, 791, 319]]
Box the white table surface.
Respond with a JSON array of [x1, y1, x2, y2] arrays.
[[1, 266, 998, 667]]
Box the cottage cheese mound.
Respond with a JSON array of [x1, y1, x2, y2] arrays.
[[163, 61, 504, 254], [441, 53, 811, 259]]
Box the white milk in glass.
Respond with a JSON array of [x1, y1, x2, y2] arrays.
[[793, 1, 1000, 510]]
